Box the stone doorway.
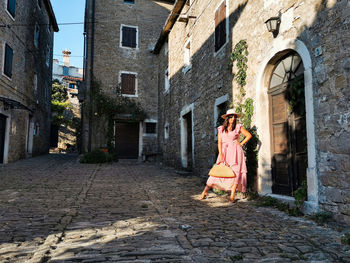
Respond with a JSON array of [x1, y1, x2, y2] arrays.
[[268, 52, 307, 196], [0, 114, 6, 163], [180, 104, 194, 170]]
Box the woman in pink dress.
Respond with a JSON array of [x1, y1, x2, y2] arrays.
[[200, 109, 252, 203]]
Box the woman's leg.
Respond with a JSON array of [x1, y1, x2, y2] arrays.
[[200, 185, 211, 199], [229, 183, 238, 202]]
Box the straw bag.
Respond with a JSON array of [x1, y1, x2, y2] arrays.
[[209, 163, 236, 178]]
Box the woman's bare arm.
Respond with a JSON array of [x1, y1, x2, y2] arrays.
[[217, 132, 223, 163], [239, 126, 252, 146]]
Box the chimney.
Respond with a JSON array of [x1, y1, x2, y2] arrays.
[[62, 49, 71, 67]]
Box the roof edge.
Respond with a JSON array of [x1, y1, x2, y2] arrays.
[[153, 0, 186, 54], [44, 0, 59, 32]]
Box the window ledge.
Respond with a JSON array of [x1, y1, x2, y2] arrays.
[[122, 94, 138, 98], [214, 41, 228, 57], [182, 64, 192, 74], [2, 72, 12, 82], [143, 134, 157, 137], [5, 10, 15, 21]]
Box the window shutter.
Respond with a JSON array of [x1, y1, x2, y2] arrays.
[[4, 44, 13, 78], [121, 73, 136, 95], [215, 2, 226, 52], [122, 27, 137, 48], [7, 0, 16, 18]]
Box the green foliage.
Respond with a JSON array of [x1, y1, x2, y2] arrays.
[[213, 189, 227, 196], [52, 79, 68, 102], [341, 233, 350, 245], [293, 180, 307, 208], [229, 40, 259, 191], [80, 148, 115, 163], [91, 80, 147, 121], [51, 99, 72, 126], [88, 80, 147, 152], [287, 75, 305, 115], [309, 211, 333, 225], [230, 40, 249, 91], [254, 196, 303, 216]]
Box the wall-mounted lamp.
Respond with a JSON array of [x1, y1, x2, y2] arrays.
[[265, 15, 281, 38]]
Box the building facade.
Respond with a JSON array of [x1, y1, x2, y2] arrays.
[[82, 0, 174, 159], [0, 0, 58, 163], [154, 0, 350, 224], [52, 50, 83, 151]]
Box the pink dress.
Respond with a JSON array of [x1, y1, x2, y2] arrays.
[[206, 124, 247, 192]]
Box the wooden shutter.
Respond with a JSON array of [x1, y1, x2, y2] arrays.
[[121, 73, 136, 95], [122, 27, 137, 48], [4, 44, 13, 78], [215, 2, 226, 51]]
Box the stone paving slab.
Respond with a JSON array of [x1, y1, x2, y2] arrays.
[[0, 154, 349, 262]]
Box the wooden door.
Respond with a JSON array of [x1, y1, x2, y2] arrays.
[[269, 52, 307, 196], [115, 122, 139, 159], [184, 112, 193, 170], [0, 114, 6, 163]]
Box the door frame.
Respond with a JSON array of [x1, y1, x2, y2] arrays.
[[255, 39, 318, 213], [0, 110, 11, 164], [180, 103, 194, 169]]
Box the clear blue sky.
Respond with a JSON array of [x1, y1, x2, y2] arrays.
[[51, 0, 85, 68]]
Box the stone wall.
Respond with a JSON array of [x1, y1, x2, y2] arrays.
[[158, 0, 350, 223], [83, 0, 173, 155], [0, 0, 57, 163]]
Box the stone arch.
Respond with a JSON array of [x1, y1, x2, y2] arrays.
[[255, 39, 318, 213]]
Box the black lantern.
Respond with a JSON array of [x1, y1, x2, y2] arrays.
[[265, 16, 281, 38]]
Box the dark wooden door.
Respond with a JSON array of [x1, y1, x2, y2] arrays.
[[115, 122, 139, 159], [184, 112, 193, 170], [269, 52, 307, 196], [0, 114, 6, 163]]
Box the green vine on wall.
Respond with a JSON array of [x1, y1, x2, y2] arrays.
[[230, 40, 248, 97], [229, 40, 259, 191], [88, 80, 147, 151]]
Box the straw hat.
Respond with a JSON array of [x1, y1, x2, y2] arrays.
[[221, 109, 241, 119]]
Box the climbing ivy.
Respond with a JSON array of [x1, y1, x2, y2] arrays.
[[229, 40, 259, 190], [87, 80, 147, 152], [229, 40, 248, 97]]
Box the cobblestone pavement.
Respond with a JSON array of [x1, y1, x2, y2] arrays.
[[0, 154, 349, 263]]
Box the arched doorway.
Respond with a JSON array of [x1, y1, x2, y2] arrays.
[[268, 52, 307, 196]]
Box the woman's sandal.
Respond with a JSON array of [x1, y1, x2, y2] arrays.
[[229, 197, 236, 203], [200, 192, 208, 200]]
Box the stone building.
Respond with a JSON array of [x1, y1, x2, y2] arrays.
[[0, 0, 58, 163], [154, 0, 350, 223], [82, 0, 174, 159], [52, 50, 83, 151]]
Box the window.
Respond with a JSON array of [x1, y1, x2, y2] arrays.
[[69, 83, 75, 89], [124, 0, 135, 4], [120, 25, 138, 48], [46, 46, 50, 67], [214, 1, 227, 52], [34, 24, 40, 48], [63, 66, 69, 76], [164, 68, 170, 93], [164, 122, 169, 140], [3, 44, 14, 79], [184, 39, 191, 67], [145, 122, 156, 134], [120, 72, 137, 96], [7, 0, 16, 18], [33, 73, 38, 94]]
